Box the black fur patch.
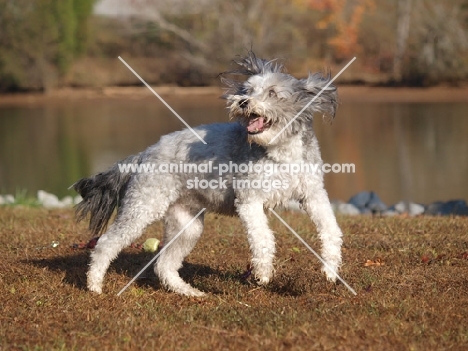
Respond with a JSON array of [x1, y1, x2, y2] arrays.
[[73, 154, 140, 235]]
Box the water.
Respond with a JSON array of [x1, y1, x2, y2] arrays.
[[0, 95, 466, 205]]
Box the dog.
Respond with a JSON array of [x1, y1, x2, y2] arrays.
[[73, 51, 343, 296]]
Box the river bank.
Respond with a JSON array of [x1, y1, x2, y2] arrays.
[[1, 85, 468, 106], [1, 190, 466, 217]]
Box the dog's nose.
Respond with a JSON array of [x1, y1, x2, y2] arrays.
[[239, 99, 249, 109]]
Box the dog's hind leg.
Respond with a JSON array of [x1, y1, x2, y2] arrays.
[[87, 189, 169, 294], [302, 185, 343, 282], [236, 202, 276, 285], [154, 204, 205, 297]]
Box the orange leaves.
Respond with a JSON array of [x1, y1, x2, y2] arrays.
[[307, 0, 376, 58], [307, 0, 336, 12], [458, 252, 468, 260], [420, 252, 468, 265], [363, 252, 467, 267], [421, 254, 446, 265], [71, 237, 100, 250], [420, 254, 431, 264], [364, 258, 384, 267], [364, 251, 467, 268]]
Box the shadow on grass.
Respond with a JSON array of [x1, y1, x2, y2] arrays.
[[24, 251, 237, 294], [26, 251, 310, 296]]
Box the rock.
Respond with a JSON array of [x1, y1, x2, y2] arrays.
[[348, 191, 387, 213], [382, 210, 399, 217], [330, 200, 344, 213], [74, 195, 83, 205], [61, 196, 74, 207], [425, 201, 444, 215], [37, 190, 65, 209], [412, 203, 425, 216], [3, 194, 15, 204], [348, 191, 369, 210], [394, 201, 425, 216], [336, 203, 360, 216], [440, 200, 468, 216], [37, 190, 79, 208], [426, 200, 468, 216]]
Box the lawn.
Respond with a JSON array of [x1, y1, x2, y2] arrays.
[[1, 207, 467, 350]]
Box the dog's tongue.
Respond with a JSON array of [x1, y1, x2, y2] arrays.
[[247, 117, 265, 133]]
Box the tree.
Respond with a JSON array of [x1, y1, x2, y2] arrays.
[[122, 0, 312, 74], [0, 0, 95, 91], [400, 0, 468, 84], [393, 0, 412, 81]]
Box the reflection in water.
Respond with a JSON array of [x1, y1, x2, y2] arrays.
[[0, 97, 466, 204]]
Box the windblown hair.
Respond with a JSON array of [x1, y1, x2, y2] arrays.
[[299, 71, 338, 121], [220, 51, 285, 96], [230, 51, 285, 76], [220, 50, 338, 122]]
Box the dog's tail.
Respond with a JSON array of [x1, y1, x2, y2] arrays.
[[72, 153, 141, 235]]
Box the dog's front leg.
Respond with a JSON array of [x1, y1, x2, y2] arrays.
[[236, 202, 276, 285], [302, 187, 343, 282]]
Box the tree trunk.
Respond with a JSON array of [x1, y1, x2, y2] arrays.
[[393, 0, 413, 82]]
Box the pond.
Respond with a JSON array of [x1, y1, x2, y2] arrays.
[[0, 91, 466, 206]]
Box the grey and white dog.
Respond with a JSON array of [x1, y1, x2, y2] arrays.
[[74, 51, 343, 296]]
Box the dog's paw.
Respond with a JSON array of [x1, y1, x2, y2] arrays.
[[176, 286, 206, 297], [255, 276, 271, 286], [322, 265, 339, 283], [88, 284, 103, 294], [167, 281, 206, 297], [252, 266, 274, 286], [187, 289, 206, 297]]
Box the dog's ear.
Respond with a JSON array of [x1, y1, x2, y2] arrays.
[[299, 72, 338, 121]]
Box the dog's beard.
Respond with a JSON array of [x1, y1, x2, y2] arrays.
[[247, 128, 274, 146]]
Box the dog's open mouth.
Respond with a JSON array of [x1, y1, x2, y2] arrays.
[[246, 114, 271, 135]]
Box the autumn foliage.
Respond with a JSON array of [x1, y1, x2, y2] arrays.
[[307, 0, 376, 58]]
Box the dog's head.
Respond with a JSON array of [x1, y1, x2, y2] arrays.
[[221, 51, 338, 146]]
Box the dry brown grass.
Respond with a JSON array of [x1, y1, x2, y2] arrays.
[[1, 207, 467, 351]]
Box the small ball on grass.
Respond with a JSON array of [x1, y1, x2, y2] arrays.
[[143, 238, 160, 253]]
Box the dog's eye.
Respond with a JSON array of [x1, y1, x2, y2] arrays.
[[268, 89, 277, 98]]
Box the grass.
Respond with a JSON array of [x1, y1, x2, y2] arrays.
[[0, 190, 41, 207], [0, 207, 467, 350]]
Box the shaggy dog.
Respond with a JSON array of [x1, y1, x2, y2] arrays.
[[73, 51, 343, 296]]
